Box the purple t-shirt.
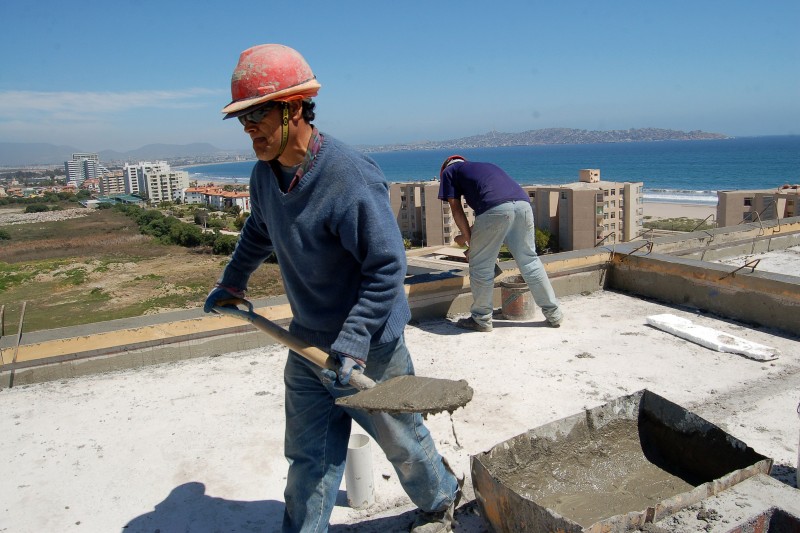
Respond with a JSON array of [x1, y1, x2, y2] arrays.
[[438, 161, 529, 216]]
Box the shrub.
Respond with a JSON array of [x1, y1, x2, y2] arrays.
[[170, 224, 204, 247], [233, 213, 248, 231], [535, 227, 556, 254], [25, 204, 49, 213], [0, 229, 10, 240], [211, 234, 239, 255], [194, 209, 209, 226]]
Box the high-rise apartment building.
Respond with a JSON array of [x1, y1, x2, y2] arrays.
[[122, 161, 189, 204], [99, 170, 126, 196], [717, 185, 799, 227], [524, 169, 643, 250], [65, 153, 108, 187], [388, 181, 476, 246]]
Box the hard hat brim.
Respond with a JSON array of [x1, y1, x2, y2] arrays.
[[221, 79, 321, 119]]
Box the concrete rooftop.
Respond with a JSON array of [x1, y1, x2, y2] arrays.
[[2, 219, 800, 532]]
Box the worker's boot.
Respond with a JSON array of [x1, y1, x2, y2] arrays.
[[455, 316, 492, 332]]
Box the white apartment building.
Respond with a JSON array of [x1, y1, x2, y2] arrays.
[[181, 186, 207, 205], [65, 153, 108, 187], [123, 161, 189, 204], [180, 185, 251, 212], [123, 163, 147, 195]]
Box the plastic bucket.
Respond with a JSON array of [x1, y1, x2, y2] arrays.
[[345, 433, 374, 509], [500, 275, 535, 320]]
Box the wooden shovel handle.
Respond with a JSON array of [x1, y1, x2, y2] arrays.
[[212, 300, 376, 390]]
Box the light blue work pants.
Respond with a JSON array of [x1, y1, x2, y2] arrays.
[[282, 334, 458, 533], [468, 200, 562, 326]]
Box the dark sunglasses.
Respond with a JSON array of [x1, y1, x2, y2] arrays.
[[238, 102, 280, 125]]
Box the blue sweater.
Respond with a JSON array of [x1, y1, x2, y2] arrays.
[[219, 135, 411, 361]]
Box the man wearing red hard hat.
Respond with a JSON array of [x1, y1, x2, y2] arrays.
[[204, 44, 461, 532]]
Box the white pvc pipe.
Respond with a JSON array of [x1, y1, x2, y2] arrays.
[[345, 433, 374, 509]]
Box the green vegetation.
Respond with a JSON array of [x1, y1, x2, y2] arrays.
[[0, 262, 39, 291], [1, 190, 87, 206], [643, 217, 716, 232], [114, 204, 238, 255], [60, 267, 89, 285], [24, 203, 50, 213], [0, 205, 282, 333], [535, 227, 556, 254]]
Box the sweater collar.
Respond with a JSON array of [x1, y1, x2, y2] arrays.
[[271, 126, 323, 193]]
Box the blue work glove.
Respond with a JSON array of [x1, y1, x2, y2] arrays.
[[333, 352, 365, 386], [203, 285, 245, 313]]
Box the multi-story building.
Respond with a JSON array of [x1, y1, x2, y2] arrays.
[[180, 185, 251, 212], [389, 181, 476, 247], [122, 161, 189, 204], [717, 185, 799, 227], [181, 185, 211, 205], [524, 169, 643, 250], [65, 153, 108, 187], [390, 170, 643, 252], [122, 162, 148, 195], [99, 170, 127, 196]]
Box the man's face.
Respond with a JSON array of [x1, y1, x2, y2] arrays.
[[241, 104, 284, 161]]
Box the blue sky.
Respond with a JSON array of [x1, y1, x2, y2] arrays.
[[1, 1, 798, 152]]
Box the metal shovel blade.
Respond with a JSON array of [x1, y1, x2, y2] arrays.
[[213, 301, 473, 415], [335, 374, 473, 415]]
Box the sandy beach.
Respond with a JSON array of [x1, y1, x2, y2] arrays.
[[643, 201, 716, 220]]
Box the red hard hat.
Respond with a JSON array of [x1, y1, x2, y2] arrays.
[[222, 44, 321, 119], [440, 155, 466, 177]]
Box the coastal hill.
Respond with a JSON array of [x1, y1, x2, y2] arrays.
[[0, 128, 728, 166], [356, 127, 730, 153], [0, 142, 247, 167]]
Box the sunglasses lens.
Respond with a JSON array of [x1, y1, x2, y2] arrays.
[[238, 103, 276, 125]]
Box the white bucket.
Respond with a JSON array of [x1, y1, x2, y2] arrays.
[[345, 433, 374, 509]]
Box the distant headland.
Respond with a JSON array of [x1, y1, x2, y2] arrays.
[[355, 127, 730, 153], [0, 128, 730, 167]]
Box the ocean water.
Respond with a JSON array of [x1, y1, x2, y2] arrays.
[[185, 135, 800, 206]]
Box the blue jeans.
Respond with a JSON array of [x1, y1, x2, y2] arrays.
[[282, 334, 458, 532], [469, 201, 562, 326]]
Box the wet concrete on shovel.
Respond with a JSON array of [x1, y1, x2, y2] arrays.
[[490, 419, 695, 527], [335, 375, 474, 415]]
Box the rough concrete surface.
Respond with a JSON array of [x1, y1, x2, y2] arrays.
[[1, 290, 799, 532], [713, 244, 800, 276]]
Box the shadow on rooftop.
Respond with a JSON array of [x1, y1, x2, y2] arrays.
[[329, 500, 488, 532], [771, 463, 799, 490], [122, 482, 283, 532], [122, 481, 489, 532]]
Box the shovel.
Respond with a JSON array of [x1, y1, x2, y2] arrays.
[[213, 299, 473, 415]]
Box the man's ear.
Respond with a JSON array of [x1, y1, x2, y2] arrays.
[[289, 101, 303, 120]]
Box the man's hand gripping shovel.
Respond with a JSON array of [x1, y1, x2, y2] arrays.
[[213, 299, 473, 415]]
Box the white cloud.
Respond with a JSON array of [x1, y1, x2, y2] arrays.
[[0, 89, 222, 118]]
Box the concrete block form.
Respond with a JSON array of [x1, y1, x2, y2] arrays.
[[471, 389, 773, 533]]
